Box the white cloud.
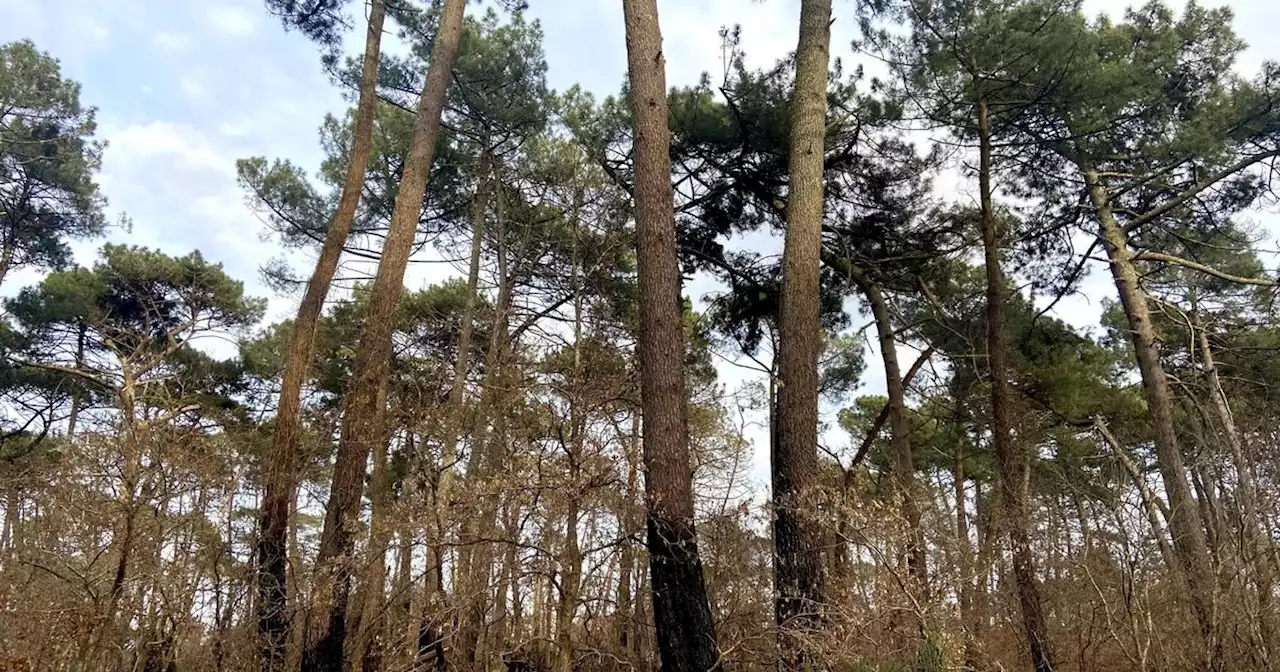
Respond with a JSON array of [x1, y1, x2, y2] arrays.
[[72, 14, 110, 43], [216, 120, 252, 137], [179, 75, 208, 99], [207, 5, 257, 38], [153, 31, 191, 52], [93, 121, 268, 297], [103, 121, 231, 175]]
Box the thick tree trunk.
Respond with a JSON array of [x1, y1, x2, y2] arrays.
[[773, 1, 832, 667], [302, 1, 467, 669], [621, 2, 720, 669], [1083, 168, 1219, 666], [257, 3, 387, 671], [977, 98, 1054, 672]]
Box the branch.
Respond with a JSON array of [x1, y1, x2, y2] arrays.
[[1133, 250, 1278, 287], [13, 360, 109, 386], [136, 404, 203, 432], [1122, 149, 1280, 234], [846, 344, 937, 472]]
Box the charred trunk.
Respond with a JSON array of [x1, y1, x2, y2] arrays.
[[621, 1, 720, 669]]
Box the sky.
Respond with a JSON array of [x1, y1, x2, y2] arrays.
[[3, 0, 1279, 493]]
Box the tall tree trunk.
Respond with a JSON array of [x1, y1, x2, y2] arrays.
[[532, 561, 547, 643], [556, 213, 585, 672], [454, 211, 514, 669], [554, 492, 581, 672], [617, 415, 640, 654], [421, 442, 447, 672], [67, 318, 87, 436], [774, 1, 831, 667], [1095, 419, 1177, 572], [352, 426, 393, 672], [288, 484, 306, 672], [977, 98, 1054, 672], [427, 143, 492, 664], [955, 448, 983, 672], [1083, 168, 1219, 666], [0, 238, 14, 292], [302, 1, 467, 668], [258, 3, 387, 670], [386, 434, 417, 672], [633, 555, 650, 662], [90, 381, 143, 670], [620, 1, 720, 669], [1195, 314, 1275, 659], [440, 143, 493, 511], [1192, 464, 1222, 559], [851, 272, 926, 592], [497, 497, 519, 646], [0, 483, 16, 563], [947, 377, 985, 672], [973, 479, 996, 660]]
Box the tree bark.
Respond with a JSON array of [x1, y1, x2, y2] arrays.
[[393, 439, 418, 672], [773, 1, 832, 667], [258, 3, 387, 671], [436, 137, 495, 672], [954, 449, 982, 672], [0, 484, 16, 563], [1195, 316, 1274, 659], [1083, 168, 1219, 666], [621, 1, 720, 669], [302, 1, 467, 669], [67, 319, 87, 436], [0, 238, 14, 292], [497, 497, 519, 646], [616, 415, 641, 654], [439, 144, 493, 511], [1095, 418, 1176, 571], [352, 422, 393, 672], [851, 271, 926, 592], [454, 214, 514, 669], [946, 374, 985, 672], [977, 98, 1054, 672], [554, 489, 581, 672], [555, 216, 586, 672]]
